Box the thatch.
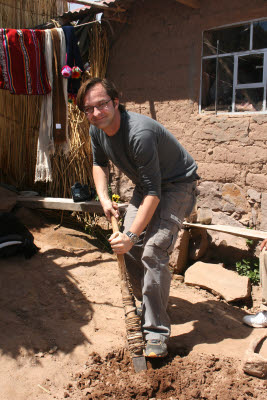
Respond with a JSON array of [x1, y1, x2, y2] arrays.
[[0, 1, 109, 199]]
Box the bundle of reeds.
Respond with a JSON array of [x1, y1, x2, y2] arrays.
[[88, 21, 109, 78], [47, 104, 93, 198]]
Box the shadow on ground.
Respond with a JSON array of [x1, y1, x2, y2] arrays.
[[167, 294, 252, 356], [0, 248, 99, 359]]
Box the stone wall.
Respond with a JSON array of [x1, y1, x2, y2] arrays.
[[107, 0, 267, 231]]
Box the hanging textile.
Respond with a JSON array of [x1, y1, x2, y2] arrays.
[[0, 29, 51, 95], [35, 27, 69, 182], [50, 27, 69, 151], [62, 25, 84, 103], [35, 29, 54, 183]]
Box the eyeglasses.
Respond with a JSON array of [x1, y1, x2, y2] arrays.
[[83, 99, 112, 115]]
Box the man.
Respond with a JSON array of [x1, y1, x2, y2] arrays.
[[243, 238, 267, 328], [76, 78, 199, 357]]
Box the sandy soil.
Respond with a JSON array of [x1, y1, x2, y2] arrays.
[[0, 208, 266, 400]]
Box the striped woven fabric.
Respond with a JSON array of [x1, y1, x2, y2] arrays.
[[0, 28, 51, 95]]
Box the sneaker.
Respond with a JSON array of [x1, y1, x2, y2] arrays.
[[242, 311, 267, 328], [144, 340, 168, 358]]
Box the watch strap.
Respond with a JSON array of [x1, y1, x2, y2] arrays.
[[126, 231, 139, 244]]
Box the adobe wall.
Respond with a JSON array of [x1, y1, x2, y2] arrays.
[[107, 0, 267, 232]]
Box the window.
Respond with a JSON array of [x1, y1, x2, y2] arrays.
[[200, 19, 267, 114]]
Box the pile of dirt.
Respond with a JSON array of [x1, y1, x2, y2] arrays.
[[68, 349, 266, 400]]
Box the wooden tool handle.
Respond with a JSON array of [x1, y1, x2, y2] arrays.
[[111, 215, 120, 233], [110, 215, 145, 358], [111, 216, 136, 317]]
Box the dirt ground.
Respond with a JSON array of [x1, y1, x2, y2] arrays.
[[0, 208, 266, 400]]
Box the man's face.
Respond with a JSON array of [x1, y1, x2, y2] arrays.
[[83, 83, 119, 131]]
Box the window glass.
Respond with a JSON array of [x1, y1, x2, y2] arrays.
[[201, 57, 233, 112], [253, 21, 267, 50], [238, 54, 264, 84], [201, 58, 216, 111], [203, 24, 250, 56], [235, 88, 263, 112]]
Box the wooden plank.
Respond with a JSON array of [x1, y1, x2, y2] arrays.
[[175, 0, 201, 9], [183, 222, 267, 240], [17, 196, 127, 214], [66, 0, 110, 10]]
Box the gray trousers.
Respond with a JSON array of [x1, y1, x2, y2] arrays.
[[260, 250, 267, 310], [123, 181, 197, 343]]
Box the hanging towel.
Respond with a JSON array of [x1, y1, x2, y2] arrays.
[[62, 25, 84, 99], [35, 29, 54, 183], [0, 28, 51, 95], [50, 28, 69, 151]]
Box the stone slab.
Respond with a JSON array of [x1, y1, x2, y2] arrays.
[[184, 261, 251, 302]]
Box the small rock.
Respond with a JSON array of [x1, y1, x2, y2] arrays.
[[173, 274, 184, 282], [247, 189, 261, 203], [49, 346, 58, 354], [35, 352, 45, 358], [197, 208, 212, 224]]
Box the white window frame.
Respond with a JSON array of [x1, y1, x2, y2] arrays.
[[199, 18, 267, 115]]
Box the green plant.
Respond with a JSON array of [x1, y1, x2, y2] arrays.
[[236, 258, 260, 285], [245, 227, 256, 249], [95, 185, 113, 202], [84, 215, 112, 253], [246, 238, 254, 247]]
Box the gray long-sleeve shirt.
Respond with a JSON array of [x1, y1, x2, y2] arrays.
[[90, 110, 198, 198]]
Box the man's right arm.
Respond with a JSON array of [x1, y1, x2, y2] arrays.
[[93, 165, 119, 221]]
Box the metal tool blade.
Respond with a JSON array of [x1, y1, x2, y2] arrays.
[[132, 355, 147, 373]]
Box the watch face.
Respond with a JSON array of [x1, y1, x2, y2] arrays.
[[126, 231, 138, 244]]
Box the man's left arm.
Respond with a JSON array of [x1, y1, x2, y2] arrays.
[[109, 194, 160, 254]]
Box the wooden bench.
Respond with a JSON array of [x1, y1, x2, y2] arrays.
[[183, 222, 267, 240], [17, 196, 267, 240], [17, 196, 128, 214]]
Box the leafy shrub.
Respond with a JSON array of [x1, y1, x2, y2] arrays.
[[236, 258, 260, 285]]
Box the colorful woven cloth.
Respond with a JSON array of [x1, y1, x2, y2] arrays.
[[0, 28, 51, 95]]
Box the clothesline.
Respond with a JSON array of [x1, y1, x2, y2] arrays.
[[73, 20, 100, 28]]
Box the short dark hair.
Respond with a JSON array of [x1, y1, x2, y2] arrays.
[[76, 77, 121, 112]]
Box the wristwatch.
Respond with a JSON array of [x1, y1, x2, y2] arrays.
[[126, 231, 139, 244]]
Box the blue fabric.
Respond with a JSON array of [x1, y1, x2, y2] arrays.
[[62, 25, 84, 95]]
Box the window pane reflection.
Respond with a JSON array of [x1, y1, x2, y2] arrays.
[[203, 25, 250, 56], [235, 88, 263, 112], [202, 57, 233, 112], [238, 54, 263, 84], [253, 21, 267, 50]]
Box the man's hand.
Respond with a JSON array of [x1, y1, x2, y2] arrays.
[[101, 199, 119, 221], [109, 231, 133, 254], [260, 239, 267, 251]]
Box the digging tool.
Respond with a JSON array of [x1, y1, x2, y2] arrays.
[[111, 216, 147, 373]]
